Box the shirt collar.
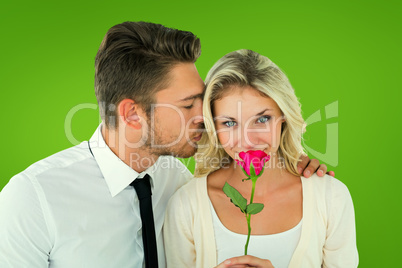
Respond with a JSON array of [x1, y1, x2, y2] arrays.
[[89, 124, 158, 197]]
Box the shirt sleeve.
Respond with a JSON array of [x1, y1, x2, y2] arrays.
[[322, 178, 359, 268], [0, 174, 52, 267], [163, 187, 196, 268]]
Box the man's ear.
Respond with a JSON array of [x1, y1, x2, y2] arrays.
[[118, 99, 144, 130]]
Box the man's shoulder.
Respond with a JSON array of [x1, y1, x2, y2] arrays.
[[21, 141, 93, 179], [1, 141, 91, 203], [155, 156, 192, 178], [2, 142, 97, 207]]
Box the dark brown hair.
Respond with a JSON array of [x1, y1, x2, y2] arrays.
[[94, 21, 201, 128]]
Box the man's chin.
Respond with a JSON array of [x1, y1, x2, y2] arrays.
[[148, 140, 198, 158], [168, 146, 197, 159]]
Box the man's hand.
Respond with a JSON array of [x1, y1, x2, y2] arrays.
[[215, 255, 274, 268], [297, 155, 335, 178]]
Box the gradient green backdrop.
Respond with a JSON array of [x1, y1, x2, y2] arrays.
[[1, 0, 400, 266]]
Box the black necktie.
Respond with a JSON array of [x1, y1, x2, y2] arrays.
[[131, 174, 158, 268]]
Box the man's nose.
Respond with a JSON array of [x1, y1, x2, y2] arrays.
[[193, 101, 204, 125], [193, 115, 204, 125]]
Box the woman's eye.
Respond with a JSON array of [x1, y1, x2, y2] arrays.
[[224, 121, 237, 127], [184, 105, 194, 109], [257, 115, 271, 123]]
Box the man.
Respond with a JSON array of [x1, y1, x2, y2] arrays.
[[0, 21, 330, 267]]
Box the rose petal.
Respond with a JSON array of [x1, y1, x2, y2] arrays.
[[237, 150, 270, 177], [241, 153, 252, 168], [239, 151, 246, 160], [261, 155, 271, 164], [235, 159, 250, 176], [250, 160, 261, 176], [248, 150, 268, 159]]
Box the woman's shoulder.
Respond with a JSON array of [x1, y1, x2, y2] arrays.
[[180, 175, 207, 192], [168, 176, 208, 205], [304, 174, 351, 194], [304, 174, 354, 211]]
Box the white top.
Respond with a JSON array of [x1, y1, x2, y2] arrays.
[[164, 175, 359, 268], [210, 200, 302, 268], [0, 124, 192, 268]]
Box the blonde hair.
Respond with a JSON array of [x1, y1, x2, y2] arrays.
[[194, 49, 305, 177]]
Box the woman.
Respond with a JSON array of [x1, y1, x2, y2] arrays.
[[164, 50, 358, 267]]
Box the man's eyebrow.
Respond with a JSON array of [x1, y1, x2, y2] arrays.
[[179, 93, 204, 102]]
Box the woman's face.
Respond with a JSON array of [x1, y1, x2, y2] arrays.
[[213, 86, 285, 162]]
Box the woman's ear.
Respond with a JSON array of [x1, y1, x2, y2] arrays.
[[118, 99, 144, 130]]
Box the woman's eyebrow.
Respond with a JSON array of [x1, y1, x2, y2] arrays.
[[256, 109, 272, 116], [214, 115, 236, 121], [214, 109, 273, 121]]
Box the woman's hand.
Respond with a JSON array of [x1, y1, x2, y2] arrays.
[[215, 255, 275, 268]]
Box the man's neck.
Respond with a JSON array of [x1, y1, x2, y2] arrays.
[[101, 126, 159, 173]]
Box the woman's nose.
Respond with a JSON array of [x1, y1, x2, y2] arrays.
[[237, 128, 257, 149]]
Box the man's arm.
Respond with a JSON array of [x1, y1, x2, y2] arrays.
[[0, 174, 51, 267], [297, 155, 335, 178]]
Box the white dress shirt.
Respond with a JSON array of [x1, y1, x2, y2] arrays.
[[0, 124, 192, 268]]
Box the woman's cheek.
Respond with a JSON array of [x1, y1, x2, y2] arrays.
[[266, 124, 281, 151], [217, 131, 230, 148]]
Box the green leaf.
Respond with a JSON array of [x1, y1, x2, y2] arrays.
[[246, 203, 264, 215], [223, 182, 247, 213], [250, 163, 264, 183], [240, 166, 249, 177], [249, 161, 257, 178]]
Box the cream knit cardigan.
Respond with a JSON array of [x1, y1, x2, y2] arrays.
[[164, 174, 358, 268]]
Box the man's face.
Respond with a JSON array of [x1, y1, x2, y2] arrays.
[[145, 63, 205, 158]]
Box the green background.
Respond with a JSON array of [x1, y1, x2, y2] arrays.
[[1, 0, 400, 266]]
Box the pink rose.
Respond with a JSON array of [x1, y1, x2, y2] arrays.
[[235, 150, 270, 177]]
